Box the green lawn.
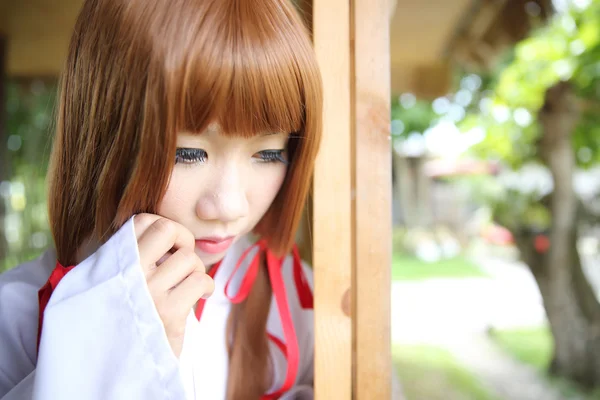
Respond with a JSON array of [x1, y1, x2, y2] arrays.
[[490, 326, 553, 371], [393, 345, 499, 400], [392, 252, 488, 281], [490, 326, 600, 399]]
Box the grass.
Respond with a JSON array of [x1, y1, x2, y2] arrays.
[[393, 344, 499, 400], [392, 252, 488, 281], [490, 326, 600, 399], [490, 326, 553, 371]]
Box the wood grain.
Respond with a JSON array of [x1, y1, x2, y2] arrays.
[[352, 0, 393, 398], [311, 0, 353, 398]]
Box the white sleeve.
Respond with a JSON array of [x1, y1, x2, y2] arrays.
[[1, 216, 188, 400], [0, 259, 41, 398], [1, 372, 34, 399]]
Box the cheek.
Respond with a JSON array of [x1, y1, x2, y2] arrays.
[[157, 169, 198, 220], [248, 165, 287, 215]]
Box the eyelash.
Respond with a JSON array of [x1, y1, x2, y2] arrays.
[[174, 148, 288, 165], [257, 150, 288, 164], [175, 148, 207, 164]]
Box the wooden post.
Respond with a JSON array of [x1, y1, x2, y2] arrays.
[[312, 0, 392, 398], [312, 0, 353, 397], [352, 0, 392, 397]]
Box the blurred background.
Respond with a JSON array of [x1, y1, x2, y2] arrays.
[[2, 0, 600, 399]]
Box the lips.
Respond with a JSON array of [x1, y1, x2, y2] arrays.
[[195, 236, 235, 254]]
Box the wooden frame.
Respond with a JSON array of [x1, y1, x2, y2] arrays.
[[312, 0, 392, 398], [312, 0, 353, 397]]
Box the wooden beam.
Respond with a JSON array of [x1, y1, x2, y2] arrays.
[[352, 0, 392, 398], [4, 0, 82, 78], [312, 0, 392, 397], [391, 63, 453, 99], [312, 0, 353, 397]]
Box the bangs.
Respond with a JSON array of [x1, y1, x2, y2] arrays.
[[167, 0, 310, 138]]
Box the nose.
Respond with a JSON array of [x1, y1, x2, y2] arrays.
[[196, 163, 249, 223]]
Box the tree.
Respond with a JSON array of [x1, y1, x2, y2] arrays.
[[461, 0, 600, 388], [1, 80, 56, 272]]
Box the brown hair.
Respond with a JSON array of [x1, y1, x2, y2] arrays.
[[47, 0, 322, 398]]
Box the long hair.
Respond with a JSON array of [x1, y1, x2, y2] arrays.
[[47, 0, 322, 398]]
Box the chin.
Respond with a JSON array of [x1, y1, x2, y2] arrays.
[[195, 249, 227, 269]]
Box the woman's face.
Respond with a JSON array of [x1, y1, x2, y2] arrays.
[[157, 123, 288, 267]]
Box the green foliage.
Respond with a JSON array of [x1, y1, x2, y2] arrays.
[[1, 80, 57, 272], [447, 1, 600, 235], [391, 94, 438, 139], [458, 173, 552, 232], [463, 0, 600, 168]]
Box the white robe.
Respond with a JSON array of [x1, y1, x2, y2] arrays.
[[0, 216, 314, 399]]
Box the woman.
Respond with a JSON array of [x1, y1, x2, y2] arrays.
[[0, 0, 322, 399]]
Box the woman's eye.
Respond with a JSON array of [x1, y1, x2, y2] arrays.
[[254, 150, 288, 164], [175, 148, 207, 165]]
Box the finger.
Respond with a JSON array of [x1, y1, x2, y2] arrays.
[[133, 213, 161, 239], [169, 271, 215, 309], [148, 248, 205, 292], [137, 218, 195, 271]]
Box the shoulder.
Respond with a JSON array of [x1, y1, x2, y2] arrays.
[[0, 250, 55, 391], [0, 249, 56, 341], [0, 214, 138, 368], [0, 248, 56, 290]]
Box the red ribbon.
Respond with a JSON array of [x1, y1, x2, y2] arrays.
[[196, 240, 310, 399]]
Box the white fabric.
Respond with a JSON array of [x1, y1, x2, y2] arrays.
[[0, 216, 314, 399]]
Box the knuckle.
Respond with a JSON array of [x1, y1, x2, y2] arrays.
[[204, 276, 215, 295], [182, 229, 195, 248], [133, 213, 149, 224], [177, 248, 197, 267], [151, 218, 176, 240], [178, 249, 205, 274], [134, 213, 155, 236], [189, 271, 207, 286], [197, 263, 206, 274], [134, 213, 152, 226], [193, 272, 214, 295]]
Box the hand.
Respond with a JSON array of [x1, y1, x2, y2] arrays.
[[133, 213, 215, 358]]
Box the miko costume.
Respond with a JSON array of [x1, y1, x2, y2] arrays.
[[0, 216, 314, 399]]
